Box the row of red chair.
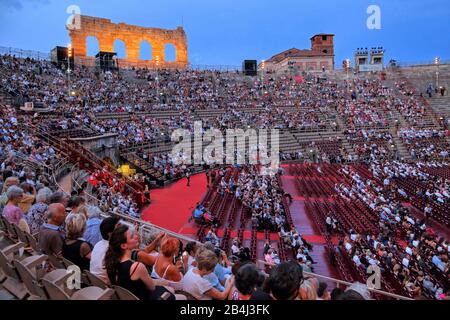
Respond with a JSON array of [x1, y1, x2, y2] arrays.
[[394, 177, 450, 226], [423, 167, 450, 180]]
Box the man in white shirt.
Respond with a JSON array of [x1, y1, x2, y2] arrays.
[[353, 252, 362, 267], [406, 216, 415, 225], [90, 216, 120, 284], [405, 246, 413, 256], [344, 241, 352, 252], [368, 256, 378, 266], [402, 255, 410, 268], [231, 239, 241, 256], [424, 205, 432, 220], [291, 234, 303, 249]]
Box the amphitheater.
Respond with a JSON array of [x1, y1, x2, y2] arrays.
[[0, 24, 449, 301]]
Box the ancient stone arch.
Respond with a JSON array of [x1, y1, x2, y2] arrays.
[[67, 15, 188, 68]]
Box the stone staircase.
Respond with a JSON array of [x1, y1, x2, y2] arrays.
[[120, 69, 149, 86], [385, 69, 442, 128], [340, 137, 356, 157], [385, 64, 450, 93], [334, 114, 346, 132], [427, 95, 450, 118], [0, 91, 13, 107], [390, 132, 411, 161], [390, 108, 409, 128]]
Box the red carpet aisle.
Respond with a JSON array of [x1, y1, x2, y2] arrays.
[[141, 173, 207, 236], [280, 165, 340, 282]]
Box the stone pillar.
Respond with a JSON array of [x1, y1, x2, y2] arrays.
[[70, 32, 87, 57], [174, 27, 188, 67], [152, 42, 165, 63], [125, 38, 140, 62], [175, 42, 188, 65]]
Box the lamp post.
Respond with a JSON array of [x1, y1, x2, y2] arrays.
[[343, 59, 351, 91], [435, 56, 440, 89], [260, 60, 265, 96], [391, 144, 396, 160], [155, 55, 160, 102], [67, 43, 72, 96], [344, 58, 350, 80]]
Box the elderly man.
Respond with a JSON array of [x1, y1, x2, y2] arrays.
[[49, 191, 70, 208], [38, 203, 66, 257], [83, 205, 103, 246], [27, 187, 53, 234]]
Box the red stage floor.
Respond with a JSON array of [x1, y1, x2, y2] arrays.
[[141, 173, 207, 236]]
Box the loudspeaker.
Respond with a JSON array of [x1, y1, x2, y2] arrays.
[[51, 46, 74, 70], [243, 60, 257, 76], [95, 51, 118, 71]]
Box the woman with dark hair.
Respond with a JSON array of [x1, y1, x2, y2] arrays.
[[228, 263, 260, 300], [104, 224, 175, 300], [18, 182, 36, 213], [67, 196, 86, 211], [330, 287, 344, 300]]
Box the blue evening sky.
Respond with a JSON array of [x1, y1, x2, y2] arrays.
[[0, 0, 449, 67]]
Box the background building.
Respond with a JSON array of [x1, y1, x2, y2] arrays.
[[259, 34, 335, 74]]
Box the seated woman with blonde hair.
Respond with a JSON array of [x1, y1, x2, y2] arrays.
[[62, 213, 92, 271], [182, 248, 234, 300]]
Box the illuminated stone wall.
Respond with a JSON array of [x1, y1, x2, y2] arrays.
[[67, 15, 188, 69]]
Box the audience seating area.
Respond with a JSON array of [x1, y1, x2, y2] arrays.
[[0, 53, 449, 300]]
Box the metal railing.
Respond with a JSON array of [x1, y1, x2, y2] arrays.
[[0, 45, 241, 72], [188, 64, 241, 72], [0, 46, 50, 61], [393, 60, 450, 68]]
